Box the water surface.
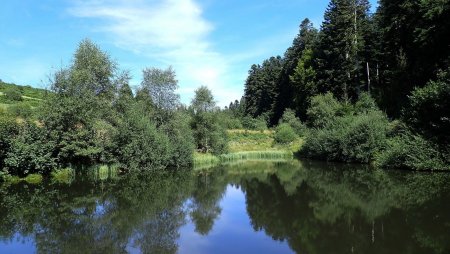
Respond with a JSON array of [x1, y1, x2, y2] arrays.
[[1, 160, 449, 253]]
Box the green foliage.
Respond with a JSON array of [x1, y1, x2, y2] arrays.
[[306, 92, 341, 128], [7, 103, 33, 118], [279, 108, 306, 136], [191, 86, 228, 155], [51, 168, 75, 184], [241, 116, 267, 131], [272, 18, 318, 124], [216, 111, 243, 129], [274, 123, 298, 144], [160, 111, 195, 168], [243, 56, 283, 120], [404, 68, 450, 145], [290, 48, 317, 119], [23, 173, 43, 184], [376, 131, 449, 171], [0, 116, 20, 169], [301, 96, 389, 163], [115, 105, 171, 170], [315, 0, 372, 101], [4, 123, 57, 176], [4, 87, 22, 101]]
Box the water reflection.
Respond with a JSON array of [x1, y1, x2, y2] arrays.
[[0, 160, 449, 253]]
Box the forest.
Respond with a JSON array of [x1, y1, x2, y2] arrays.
[[0, 0, 449, 180]]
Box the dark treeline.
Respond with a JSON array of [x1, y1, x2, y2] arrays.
[[235, 0, 449, 170], [0, 39, 228, 177]]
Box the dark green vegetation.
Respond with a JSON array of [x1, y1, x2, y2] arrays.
[[236, 0, 450, 170], [0, 161, 449, 253]]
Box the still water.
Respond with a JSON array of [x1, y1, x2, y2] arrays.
[[0, 160, 449, 254]]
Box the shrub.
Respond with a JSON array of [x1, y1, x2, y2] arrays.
[[4, 123, 58, 176], [7, 103, 33, 118], [404, 68, 450, 145], [301, 110, 388, 163], [241, 116, 267, 131], [375, 131, 449, 171], [115, 107, 171, 170], [191, 112, 228, 155], [306, 92, 341, 128], [274, 123, 298, 144], [4, 87, 22, 101], [161, 112, 195, 168], [354, 92, 378, 114], [279, 108, 307, 136], [0, 116, 20, 168]]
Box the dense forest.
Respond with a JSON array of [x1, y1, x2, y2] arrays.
[[237, 0, 449, 170], [0, 0, 449, 179]]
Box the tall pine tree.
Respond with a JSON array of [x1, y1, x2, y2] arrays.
[[315, 0, 371, 101]]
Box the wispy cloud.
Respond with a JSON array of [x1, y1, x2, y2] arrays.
[[68, 0, 240, 106]]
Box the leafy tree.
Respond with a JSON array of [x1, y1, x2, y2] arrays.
[[190, 86, 227, 155], [140, 66, 179, 125], [191, 85, 215, 113]]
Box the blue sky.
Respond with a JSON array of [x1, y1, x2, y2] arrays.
[[0, 0, 377, 106]]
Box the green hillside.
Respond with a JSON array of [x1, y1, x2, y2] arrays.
[[0, 81, 49, 119]]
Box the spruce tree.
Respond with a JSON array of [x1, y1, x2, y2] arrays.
[[315, 0, 371, 101]]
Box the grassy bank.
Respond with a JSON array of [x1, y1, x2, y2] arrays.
[[193, 129, 303, 170]]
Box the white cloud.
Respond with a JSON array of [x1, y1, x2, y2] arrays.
[[68, 0, 241, 106]]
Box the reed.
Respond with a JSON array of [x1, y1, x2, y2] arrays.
[[23, 174, 43, 184], [193, 150, 293, 170], [51, 167, 75, 184]]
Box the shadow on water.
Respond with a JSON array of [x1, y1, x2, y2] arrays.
[[0, 160, 449, 253]]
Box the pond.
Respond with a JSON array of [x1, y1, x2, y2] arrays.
[[0, 160, 449, 254]]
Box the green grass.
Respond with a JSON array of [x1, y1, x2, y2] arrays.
[[193, 151, 294, 170], [227, 129, 303, 153], [193, 128, 304, 170]]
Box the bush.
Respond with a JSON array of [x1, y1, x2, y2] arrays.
[[301, 110, 388, 163], [191, 112, 228, 155], [7, 103, 33, 118], [375, 131, 449, 171], [4, 123, 58, 176], [0, 116, 20, 168], [219, 116, 243, 129], [160, 112, 195, 168], [4, 87, 22, 101], [404, 68, 450, 145], [115, 106, 171, 170], [279, 109, 307, 136], [274, 123, 298, 144], [241, 116, 267, 131], [306, 92, 341, 128]]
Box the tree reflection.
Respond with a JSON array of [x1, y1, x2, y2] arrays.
[[0, 170, 193, 254], [0, 161, 449, 254], [189, 168, 227, 235], [236, 161, 450, 254]]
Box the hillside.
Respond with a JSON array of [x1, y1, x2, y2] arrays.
[[0, 81, 48, 119]]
